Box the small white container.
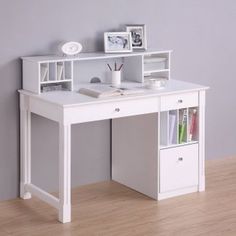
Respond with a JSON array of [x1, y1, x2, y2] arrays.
[[111, 71, 121, 86], [145, 78, 167, 89]]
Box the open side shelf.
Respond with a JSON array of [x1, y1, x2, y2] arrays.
[[160, 107, 199, 149]]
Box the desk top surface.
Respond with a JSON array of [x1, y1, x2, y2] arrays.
[[19, 80, 209, 108]]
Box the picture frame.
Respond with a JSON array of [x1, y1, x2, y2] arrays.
[[126, 24, 147, 50], [104, 32, 133, 53]]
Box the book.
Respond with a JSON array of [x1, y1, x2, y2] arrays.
[[78, 85, 144, 98], [189, 109, 197, 141], [179, 109, 187, 143], [169, 112, 176, 145]]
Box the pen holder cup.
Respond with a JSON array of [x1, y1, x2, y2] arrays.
[[111, 71, 121, 87]]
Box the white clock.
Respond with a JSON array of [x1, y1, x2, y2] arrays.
[[60, 42, 82, 56]]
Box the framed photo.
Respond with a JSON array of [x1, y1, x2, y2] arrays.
[[104, 32, 133, 53], [126, 24, 147, 50]]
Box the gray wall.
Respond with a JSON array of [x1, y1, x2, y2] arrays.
[[0, 0, 236, 200]]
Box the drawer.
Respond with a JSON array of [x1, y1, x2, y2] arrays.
[[160, 144, 198, 193], [160, 92, 198, 111], [65, 97, 159, 124]]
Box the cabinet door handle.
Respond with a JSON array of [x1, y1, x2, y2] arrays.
[[115, 108, 120, 112], [178, 99, 183, 103], [178, 157, 183, 161]]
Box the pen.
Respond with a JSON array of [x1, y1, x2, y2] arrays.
[[107, 63, 112, 71], [118, 64, 123, 71]]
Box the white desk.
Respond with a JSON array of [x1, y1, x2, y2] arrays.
[[19, 79, 208, 223]]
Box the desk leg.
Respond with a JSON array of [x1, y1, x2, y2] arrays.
[[59, 124, 71, 223], [199, 90, 206, 191], [20, 109, 32, 199]]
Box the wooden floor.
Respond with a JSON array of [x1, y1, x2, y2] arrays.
[[1, 157, 236, 236]]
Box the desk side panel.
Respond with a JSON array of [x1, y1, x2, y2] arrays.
[[112, 113, 158, 199]]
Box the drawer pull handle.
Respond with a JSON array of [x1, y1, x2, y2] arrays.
[[115, 108, 120, 112], [178, 157, 183, 161], [178, 99, 183, 103]]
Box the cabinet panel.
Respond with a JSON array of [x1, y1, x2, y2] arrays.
[[160, 92, 198, 111], [160, 144, 198, 193]]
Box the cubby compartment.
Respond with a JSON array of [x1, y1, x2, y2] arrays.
[[143, 52, 170, 74], [39, 61, 73, 93], [56, 62, 64, 81], [40, 63, 49, 82], [160, 107, 199, 149], [48, 63, 56, 81], [64, 61, 73, 80], [41, 81, 72, 93], [160, 110, 178, 147], [74, 56, 143, 88]]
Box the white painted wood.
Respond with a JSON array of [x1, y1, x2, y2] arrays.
[[23, 60, 40, 94], [160, 111, 169, 146], [160, 141, 198, 150], [29, 97, 63, 123], [198, 90, 206, 191], [20, 94, 31, 199], [160, 92, 198, 111], [123, 55, 143, 82], [18, 80, 208, 108], [20, 53, 209, 223], [59, 124, 71, 223], [64, 97, 159, 124], [22, 50, 173, 63], [158, 186, 198, 200], [25, 184, 59, 209], [112, 114, 158, 199], [160, 144, 198, 193], [22, 50, 173, 94]]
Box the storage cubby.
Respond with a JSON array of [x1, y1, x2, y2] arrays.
[[39, 61, 73, 93], [143, 52, 171, 84], [41, 81, 72, 93], [48, 63, 56, 81], [40, 63, 49, 82], [160, 107, 199, 149], [56, 62, 64, 81], [144, 71, 169, 82], [64, 61, 73, 80], [22, 50, 171, 94], [144, 54, 168, 72]]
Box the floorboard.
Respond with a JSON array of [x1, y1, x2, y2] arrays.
[[0, 157, 236, 236]]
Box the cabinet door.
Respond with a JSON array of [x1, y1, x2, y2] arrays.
[[160, 144, 198, 193]]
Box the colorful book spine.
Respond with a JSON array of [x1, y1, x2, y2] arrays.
[[179, 109, 187, 143], [169, 113, 176, 145], [189, 109, 197, 141]]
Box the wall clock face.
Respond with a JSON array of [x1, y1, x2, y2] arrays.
[[61, 42, 82, 56]]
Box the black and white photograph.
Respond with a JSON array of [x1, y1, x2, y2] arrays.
[[104, 32, 132, 53], [126, 24, 147, 50]]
